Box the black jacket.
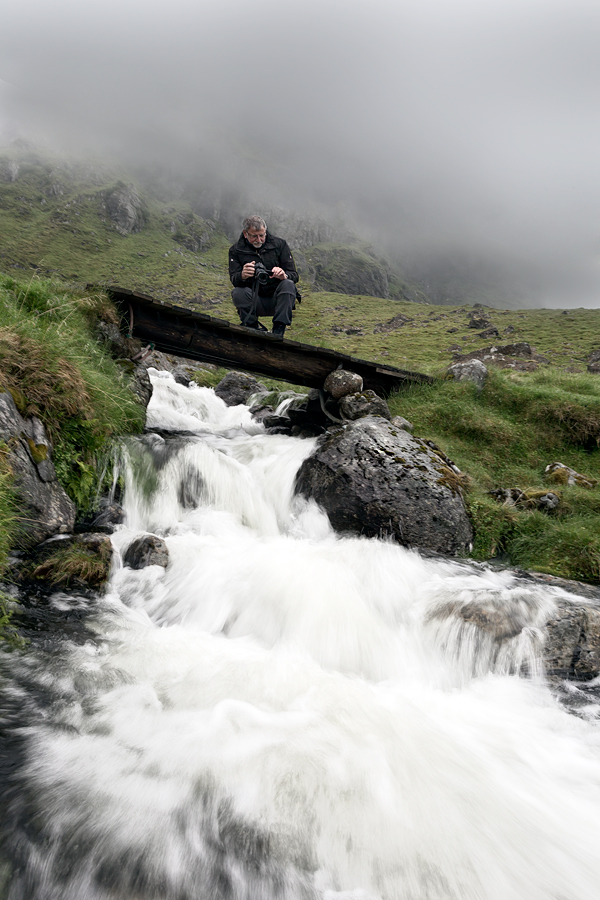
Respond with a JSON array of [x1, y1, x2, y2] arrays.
[[229, 232, 299, 297]]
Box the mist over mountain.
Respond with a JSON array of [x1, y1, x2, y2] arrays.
[[2, 0, 600, 308]]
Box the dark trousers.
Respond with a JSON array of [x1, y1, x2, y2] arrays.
[[232, 279, 296, 326]]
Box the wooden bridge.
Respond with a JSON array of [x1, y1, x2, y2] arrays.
[[109, 287, 434, 396]]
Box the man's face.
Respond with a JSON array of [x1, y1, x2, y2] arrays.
[[244, 227, 266, 248]]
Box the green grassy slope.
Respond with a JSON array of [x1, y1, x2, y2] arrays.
[[1, 150, 600, 584]]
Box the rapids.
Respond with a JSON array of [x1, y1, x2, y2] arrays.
[[2, 368, 600, 900]]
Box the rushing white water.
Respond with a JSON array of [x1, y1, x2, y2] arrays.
[[3, 368, 600, 900]]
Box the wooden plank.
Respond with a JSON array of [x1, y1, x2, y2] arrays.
[[108, 287, 434, 394]]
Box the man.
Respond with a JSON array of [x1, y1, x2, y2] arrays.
[[229, 215, 299, 339]]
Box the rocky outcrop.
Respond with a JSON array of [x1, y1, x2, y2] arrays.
[[123, 535, 169, 569], [0, 390, 76, 549], [543, 600, 600, 679], [304, 244, 390, 298], [101, 182, 147, 235], [295, 416, 473, 555]]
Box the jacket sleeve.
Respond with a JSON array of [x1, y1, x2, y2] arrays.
[[278, 241, 299, 284], [229, 248, 245, 288]]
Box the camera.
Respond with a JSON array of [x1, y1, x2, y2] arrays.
[[254, 261, 272, 285]]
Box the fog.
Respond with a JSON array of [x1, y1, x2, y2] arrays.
[[2, 0, 600, 306]]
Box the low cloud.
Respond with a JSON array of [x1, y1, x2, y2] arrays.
[[2, 0, 600, 306]]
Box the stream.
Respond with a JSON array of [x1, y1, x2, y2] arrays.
[[2, 369, 600, 900]]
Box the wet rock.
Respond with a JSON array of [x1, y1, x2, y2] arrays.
[[79, 498, 126, 533], [295, 416, 473, 556], [544, 462, 597, 489], [123, 535, 169, 569], [544, 602, 600, 680], [323, 369, 363, 399], [0, 390, 76, 549], [131, 365, 153, 408], [339, 391, 391, 421], [447, 359, 488, 391], [215, 372, 267, 407]]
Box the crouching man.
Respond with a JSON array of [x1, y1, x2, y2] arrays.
[[229, 215, 299, 339]]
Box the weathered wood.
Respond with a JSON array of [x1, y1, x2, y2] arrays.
[[108, 287, 434, 395]]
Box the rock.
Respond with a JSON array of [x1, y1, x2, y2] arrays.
[[172, 366, 193, 386], [544, 602, 600, 680], [489, 488, 560, 512], [102, 182, 147, 235], [391, 415, 414, 433], [294, 416, 473, 556], [214, 372, 267, 407], [587, 349, 600, 374], [373, 314, 412, 334], [123, 534, 169, 569], [323, 369, 363, 399], [130, 365, 153, 408], [84, 498, 126, 532], [447, 359, 488, 391], [95, 320, 141, 359], [339, 390, 391, 421], [0, 390, 76, 549], [544, 462, 598, 489], [477, 326, 500, 339], [503, 325, 515, 335], [467, 313, 491, 330]]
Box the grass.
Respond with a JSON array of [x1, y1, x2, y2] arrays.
[[387, 369, 600, 581], [29, 541, 112, 589], [0, 273, 145, 550]]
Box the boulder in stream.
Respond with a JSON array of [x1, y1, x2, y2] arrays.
[[295, 416, 473, 556]]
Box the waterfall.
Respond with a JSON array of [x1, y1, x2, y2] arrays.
[[2, 368, 600, 900]]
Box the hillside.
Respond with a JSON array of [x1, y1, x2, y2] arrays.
[[1, 146, 600, 590]]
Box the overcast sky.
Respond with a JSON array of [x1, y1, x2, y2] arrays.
[[2, 0, 600, 306]]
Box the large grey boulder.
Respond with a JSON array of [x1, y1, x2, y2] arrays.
[[295, 416, 473, 556], [0, 390, 76, 548]]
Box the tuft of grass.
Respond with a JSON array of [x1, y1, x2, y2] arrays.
[[30, 542, 112, 589]]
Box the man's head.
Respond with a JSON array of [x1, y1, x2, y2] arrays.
[[243, 215, 267, 248]]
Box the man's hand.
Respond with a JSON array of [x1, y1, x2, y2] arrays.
[[270, 266, 286, 280], [241, 262, 256, 280]]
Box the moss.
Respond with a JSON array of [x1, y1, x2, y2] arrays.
[[26, 438, 48, 463]]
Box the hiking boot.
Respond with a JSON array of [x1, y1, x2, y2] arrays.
[[240, 319, 260, 330], [271, 322, 286, 339]]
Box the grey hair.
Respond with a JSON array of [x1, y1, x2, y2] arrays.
[[242, 215, 267, 233]]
